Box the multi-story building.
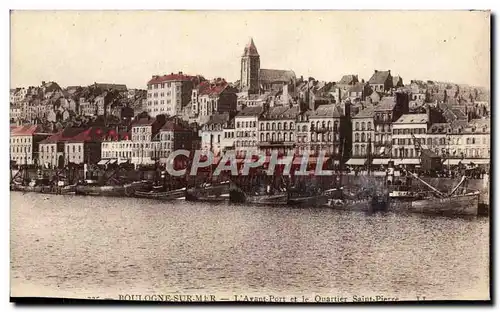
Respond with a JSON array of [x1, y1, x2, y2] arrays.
[[101, 131, 133, 164], [295, 111, 311, 155], [258, 106, 298, 155], [146, 72, 204, 117], [373, 93, 409, 156], [95, 94, 109, 116], [221, 119, 236, 154], [156, 121, 195, 164], [308, 104, 343, 156], [38, 128, 86, 168], [391, 114, 429, 166], [351, 106, 375, 158], [10, 125, 49, 165], [64, 127, 104, 165], [426, 118, 490, 166], [234, 106, 263, 157], [130, 118, 157, 165], [10, 105, 22, 121], [191, 79, 237, 125], [79, 97, 96, 116], [200, 113, 231, 155]]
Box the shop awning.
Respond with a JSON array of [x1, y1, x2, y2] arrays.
[[97, 159, 109, 165], [345, 158, 367, 166], [108, 159, 117, 164], [461, 158, 490, 165], [118, 159, 128, 164], [445, 159, 462, 165], [372, 158, 392, 165], [394, 159, 420, 165]]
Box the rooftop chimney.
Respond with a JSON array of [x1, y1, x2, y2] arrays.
[[178, 71, 183, 75], [42, 81, 46, 85], [374, 70, 378, 73]]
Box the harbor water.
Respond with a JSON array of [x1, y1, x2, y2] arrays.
[[10, 192, 489, 301]]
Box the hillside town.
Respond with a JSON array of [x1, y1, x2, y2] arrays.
[[10, 38, 490, 177]]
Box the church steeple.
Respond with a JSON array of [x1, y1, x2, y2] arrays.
[[240, 37, 260, 94], [242, 37, 259, 57]]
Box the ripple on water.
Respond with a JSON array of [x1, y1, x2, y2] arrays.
[[10, 192, 490, 300]]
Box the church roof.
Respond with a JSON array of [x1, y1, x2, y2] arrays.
[[242, 38, 259, 57], [259, 69, 296, 84]]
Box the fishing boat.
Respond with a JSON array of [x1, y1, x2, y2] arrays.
[[388, 164, 481, 216], [229, 186, 288, 205], [134, 187, 187, 200], [75, 180, 148, 197], [406, 191, 480, 216], [185, 180, 231, 202]]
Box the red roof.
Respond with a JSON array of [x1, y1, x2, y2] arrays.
[[11, 125, 44, 136], [103, 130, 130, 141], [39, 127, 105, 144], [66, 127, 106, 143], [147, 74, 200, 85], [198, 80, 228, 96]]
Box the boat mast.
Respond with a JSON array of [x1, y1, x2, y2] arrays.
[[400, 166, 445, 198]]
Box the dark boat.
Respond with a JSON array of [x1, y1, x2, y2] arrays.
[[185, 181, 231, 202], [287, 191, 329, 207], [134, 187, 187, 200], [229, 186, 288, 205]]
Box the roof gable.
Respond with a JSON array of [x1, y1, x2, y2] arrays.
[[369, 70, 392, 85]]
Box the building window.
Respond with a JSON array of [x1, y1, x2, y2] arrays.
[[355, 133, 360, 142]]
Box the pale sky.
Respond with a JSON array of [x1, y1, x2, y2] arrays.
[[10, 11, 490, 89]]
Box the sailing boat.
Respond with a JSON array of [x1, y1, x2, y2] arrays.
[[396, 166, 480, 216], [388, 134, 480, 216]]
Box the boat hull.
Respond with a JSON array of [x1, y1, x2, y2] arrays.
[[287, 194, 328, 207], [75, 182, 148, 197], [389, 193, 480, 216], [134, 188, 186, 200], [229, 189, 288, 205], [186, 183, 230, 202]]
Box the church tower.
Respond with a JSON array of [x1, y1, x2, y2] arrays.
[[240, 38, 260, 95]]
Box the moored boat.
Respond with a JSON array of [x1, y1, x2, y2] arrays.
[[405, 192, 480, 216], [134, 187, 187, 200], [229, 187, 288, 205], [287, 193, 329, 207], [75, 180, 148, 197], [185, 181, 231, 202]]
